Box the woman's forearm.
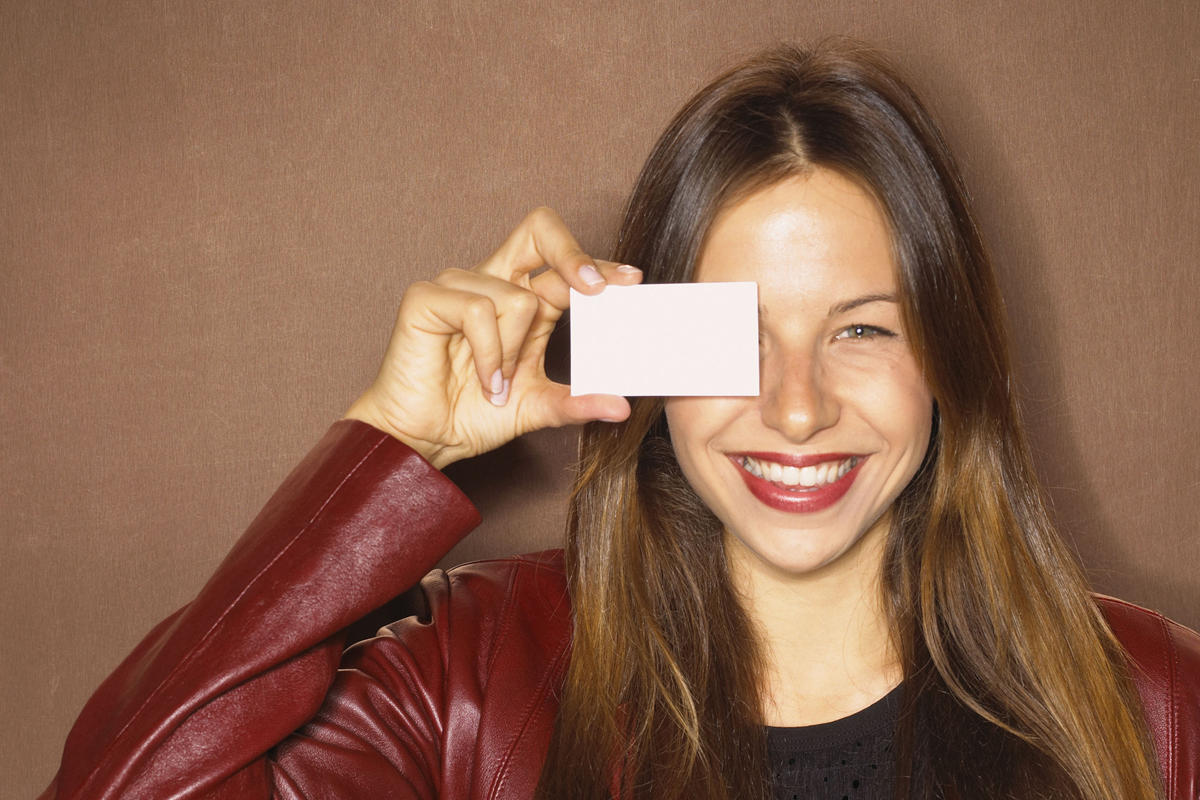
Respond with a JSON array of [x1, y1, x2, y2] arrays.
[[41, 419, 481, 800]]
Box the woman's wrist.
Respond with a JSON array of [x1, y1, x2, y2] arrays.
[[342, 399, 453, 470]]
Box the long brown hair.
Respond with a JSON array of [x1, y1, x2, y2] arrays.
[[537, 40, 1161, 799]]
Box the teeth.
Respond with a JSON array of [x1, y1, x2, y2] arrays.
[[740, 455, 858, 490]]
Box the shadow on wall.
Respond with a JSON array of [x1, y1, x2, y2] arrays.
[[917, 48, 1190, 619]]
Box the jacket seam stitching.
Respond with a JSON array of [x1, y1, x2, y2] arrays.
[[1160, 613, 1179, 798], [484, 559, 570, 800], [484, 562, 522, 679], [486, 626, 571, 800]]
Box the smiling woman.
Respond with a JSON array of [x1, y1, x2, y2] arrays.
[[669, 172, 934, 737], [546, 42, 1191, 800], [40, 39, 1197, 800]]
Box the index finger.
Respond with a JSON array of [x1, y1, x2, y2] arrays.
[[476, 207, 607, 295], [530, 259, 643, 311]]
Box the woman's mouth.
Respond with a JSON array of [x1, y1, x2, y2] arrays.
[[730, 452, 864, 513], [740, 454, 859, 488]]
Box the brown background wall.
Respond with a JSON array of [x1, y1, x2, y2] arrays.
[[2, 1, 1196, 794]]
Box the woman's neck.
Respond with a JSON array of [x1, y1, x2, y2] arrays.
[[727, 528, 901, 727]]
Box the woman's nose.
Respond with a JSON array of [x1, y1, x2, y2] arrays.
[[758, 350, 840, 442]]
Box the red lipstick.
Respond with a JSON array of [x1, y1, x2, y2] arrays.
[[728, 452, 864, 513]]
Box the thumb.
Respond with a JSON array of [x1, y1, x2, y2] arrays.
[[522, 382, 632, 430]]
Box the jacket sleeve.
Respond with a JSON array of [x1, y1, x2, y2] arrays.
[[40, 419, 483, 800]]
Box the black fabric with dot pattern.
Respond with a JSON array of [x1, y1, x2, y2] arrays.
[[766, 684, 900, 800]]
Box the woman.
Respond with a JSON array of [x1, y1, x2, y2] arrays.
[[42, 41, 1197, 800]]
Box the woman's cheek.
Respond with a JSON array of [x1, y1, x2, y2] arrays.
[[664, 396, 742, 483]]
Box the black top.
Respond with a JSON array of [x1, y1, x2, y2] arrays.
[[767, 684, 901, 800]]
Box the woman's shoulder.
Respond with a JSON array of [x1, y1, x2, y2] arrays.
[[278, 550, 572, 798], [1094, 595, 1200, 794], [441, 547, 571, 630], [1095, 594, 1200, 676], [370, 548, 572, 667]]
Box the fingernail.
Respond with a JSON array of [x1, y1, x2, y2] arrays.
[[578, 264, 605, 287], [616, 264, 641, 274], [489, 378, 511, 407], [490, 368, 504, 396]]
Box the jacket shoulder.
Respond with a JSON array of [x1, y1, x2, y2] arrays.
[[318, 550, 571, 799], [447, 548, 568, 600], [437, 548, 570, 632], [445, 548, 571, 653], [376, 547, 572, 674], [1096, 595, 1200, 799]]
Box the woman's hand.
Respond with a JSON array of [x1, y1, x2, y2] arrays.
[[344, 207, 642, 469]]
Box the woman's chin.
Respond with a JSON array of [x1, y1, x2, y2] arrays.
[[721, 515, 889, 585]]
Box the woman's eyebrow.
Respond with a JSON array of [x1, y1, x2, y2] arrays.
[[829, 292, 897, 316]]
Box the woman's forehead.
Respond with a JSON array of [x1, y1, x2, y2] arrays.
[[694, 170, 898, 302]]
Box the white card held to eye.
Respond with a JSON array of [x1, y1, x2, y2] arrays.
[[569, 282, 760, 396]]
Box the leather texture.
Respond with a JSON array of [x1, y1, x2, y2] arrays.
[[40, 421, 1200, 799], [1099, 595, 1200, 800]]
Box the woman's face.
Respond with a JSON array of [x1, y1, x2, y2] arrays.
[[665, 169, 933, 585]]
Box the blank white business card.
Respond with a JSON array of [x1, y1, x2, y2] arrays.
[[569, 282, 759, 396]]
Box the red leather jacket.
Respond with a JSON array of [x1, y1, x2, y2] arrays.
[[40, 421, 1200, 799]]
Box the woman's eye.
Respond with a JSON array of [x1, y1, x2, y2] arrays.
[[835, 324, 896, 341]]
